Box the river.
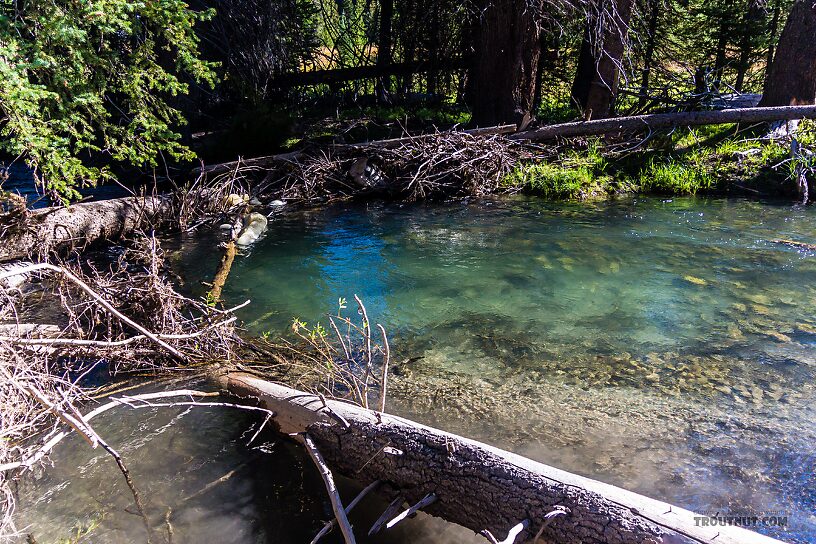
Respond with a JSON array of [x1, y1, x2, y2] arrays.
[[14, 196, 816, 543]]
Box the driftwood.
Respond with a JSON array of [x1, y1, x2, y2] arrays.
[[0, 196, 174, 263], [511, 105, 816, 142], [209, 241, 237, 303], [195, 125, 518, 177], [770, 238, 816, 250], [218, 372, 784, 544]]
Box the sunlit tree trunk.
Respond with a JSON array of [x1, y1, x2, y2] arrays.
[[467, 0, 544, 128], [571, 0, 635, 119], [760, 0, 816, 106]]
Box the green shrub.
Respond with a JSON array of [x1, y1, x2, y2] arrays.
[[503, 139, 620, 199]]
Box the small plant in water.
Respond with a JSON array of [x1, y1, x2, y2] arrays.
[[288, 296, 391, 411]]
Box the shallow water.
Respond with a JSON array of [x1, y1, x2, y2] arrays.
[[14, 380, 476, 544], [16, 196, 816, 543]]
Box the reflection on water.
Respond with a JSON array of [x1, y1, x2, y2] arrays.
[[14, 381, 479, 543], [16, 196, 816, 543]]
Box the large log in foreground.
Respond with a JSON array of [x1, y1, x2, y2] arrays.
[[0, 196, 174, 262], [511, 105, 816, 142], [219, 372, 784, 544]]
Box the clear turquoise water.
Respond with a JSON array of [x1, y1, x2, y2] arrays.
[[176, 196, 815, 543], [16, 196, 816, 543]]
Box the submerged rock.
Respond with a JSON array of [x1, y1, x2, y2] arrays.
[[223, 193, 248, 208]]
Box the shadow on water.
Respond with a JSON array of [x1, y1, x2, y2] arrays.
[[14, 380, 481, 544]]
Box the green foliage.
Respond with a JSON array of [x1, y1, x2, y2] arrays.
[[504, 126, 810, 200], [0, 1, 216, 201], [339, 104, 470, 126], [638, 157, 714, 195], [503, 140, 624, 199], [536, 94, 578, 125]]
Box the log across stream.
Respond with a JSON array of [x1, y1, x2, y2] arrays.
[[218, 372, 784, 544]]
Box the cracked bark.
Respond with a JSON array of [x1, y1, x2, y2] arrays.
[[217, 373, 784, 544], [0, 196, 175, 262]]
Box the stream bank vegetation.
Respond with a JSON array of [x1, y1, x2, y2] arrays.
[[504, 120, 816, 200]]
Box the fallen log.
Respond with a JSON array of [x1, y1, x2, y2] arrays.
[[0, 195, 175, 262], [266, 59, 468, 89], [197, 105, 816, 180], [511, 105, 816, 142], [218, 372, 785, 544]]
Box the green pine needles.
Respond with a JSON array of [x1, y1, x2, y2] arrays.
[[0, 1, 217, 202]]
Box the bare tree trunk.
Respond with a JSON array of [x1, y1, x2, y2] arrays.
[[712, 23, 729, 93], [375, 0, 394, 101], [760, 0, 816, 106], [637, 0, 660, 109], [571, 0, 636, 119], [735, 0, 765, 92], [764, 1, 782, 85], [467, 0, 543, 128]]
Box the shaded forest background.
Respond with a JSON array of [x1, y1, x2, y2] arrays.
[[2, 0, 815, 200], [183, 0, 805, 161]]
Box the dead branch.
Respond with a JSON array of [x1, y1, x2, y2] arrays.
[[481, 520, 529, 544], [0, 263, 186, 361], [0, 316, 236, 348], [385, 492, 437, 530], [209, 241, 237, 303], [368, 496, 405, 536], [310, 480, 380, 544], [299, 433, 357, 544], [376, 324, 390, 413], [0, 390, 220, 472]]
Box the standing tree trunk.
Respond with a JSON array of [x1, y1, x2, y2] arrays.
[[764, 0, 782, 85], [637, 0, 660, 109], [760, 0, 816, 106], [735, 0, 765, 92], [571, 0, 636, 120], [467, 0, 544, 128], [711, 22, 729, 93], [376, 0, 394, 101]]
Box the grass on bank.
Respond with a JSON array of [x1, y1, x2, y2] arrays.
[[503, 122, 813, 200]]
